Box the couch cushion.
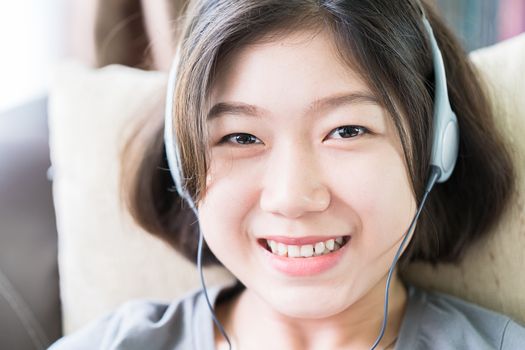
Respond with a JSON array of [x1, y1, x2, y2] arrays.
[[48, 62, 234, 335]]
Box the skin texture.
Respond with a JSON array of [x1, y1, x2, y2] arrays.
[[197, 28, 416, 350]]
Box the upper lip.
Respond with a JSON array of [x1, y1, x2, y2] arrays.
[[259, 235, 349, 245]]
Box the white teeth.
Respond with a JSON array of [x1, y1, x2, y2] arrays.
[[265, 237, 348, 258], [277, 242, 287, 256], [287, 245, 301, 258], [300, 245, 314, 257], [269, 240, 277, 253], [314, 242, 325, 256]]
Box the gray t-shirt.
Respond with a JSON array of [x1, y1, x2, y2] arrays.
[[48, 281, 525, 349]]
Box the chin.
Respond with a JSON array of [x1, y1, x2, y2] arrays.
[[266, 291, 350, 320]]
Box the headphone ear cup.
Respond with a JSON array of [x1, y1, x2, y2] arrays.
[[439, 112, 460, 181]]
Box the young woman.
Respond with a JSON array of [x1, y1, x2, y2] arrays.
[[50, 0, 525, 349]]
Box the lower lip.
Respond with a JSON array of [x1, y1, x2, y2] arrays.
[[257, 238, 351, 277]]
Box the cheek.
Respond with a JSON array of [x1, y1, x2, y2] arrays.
[[202, 155, 259, 217], [329, 147, 416, 251], [198, 158, 259, 258]]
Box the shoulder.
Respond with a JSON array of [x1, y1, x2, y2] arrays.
[[402, 284, 525, 350], [47, 287, 209, 350]]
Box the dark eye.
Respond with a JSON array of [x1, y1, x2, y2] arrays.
[[327, 125, 369, 139], [220, 133, 262, 145]]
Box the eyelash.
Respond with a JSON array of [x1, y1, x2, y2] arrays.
[[218, 125, 370, 146]]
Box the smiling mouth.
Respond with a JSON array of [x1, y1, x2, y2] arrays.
[[257, 236, 351, 258]]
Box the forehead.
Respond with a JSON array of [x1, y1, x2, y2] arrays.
[[208, 28, 373, 110]]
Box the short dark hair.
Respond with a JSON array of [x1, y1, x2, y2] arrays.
[[121, 0, 516, 270]]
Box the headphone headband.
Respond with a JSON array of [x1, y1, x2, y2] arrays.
[[164, 51, 198, 213], [421, 14, 460, 182]]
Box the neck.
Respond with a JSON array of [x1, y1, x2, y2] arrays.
[[215, 273, 408, 350]]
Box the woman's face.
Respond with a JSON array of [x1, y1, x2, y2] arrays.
[[198, 28, 416, 318]]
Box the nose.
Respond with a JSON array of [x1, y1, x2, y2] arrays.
[[259, 144, 330, 218]]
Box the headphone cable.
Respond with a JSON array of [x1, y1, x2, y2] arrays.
[[369, 165, 440, 349], [197, 230, 234, 349]]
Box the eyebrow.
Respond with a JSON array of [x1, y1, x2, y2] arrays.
[[206, 91, 381, 120]]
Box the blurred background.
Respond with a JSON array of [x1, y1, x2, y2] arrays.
[[1, 0, 524, 113], [0, 0, 524, 349]]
